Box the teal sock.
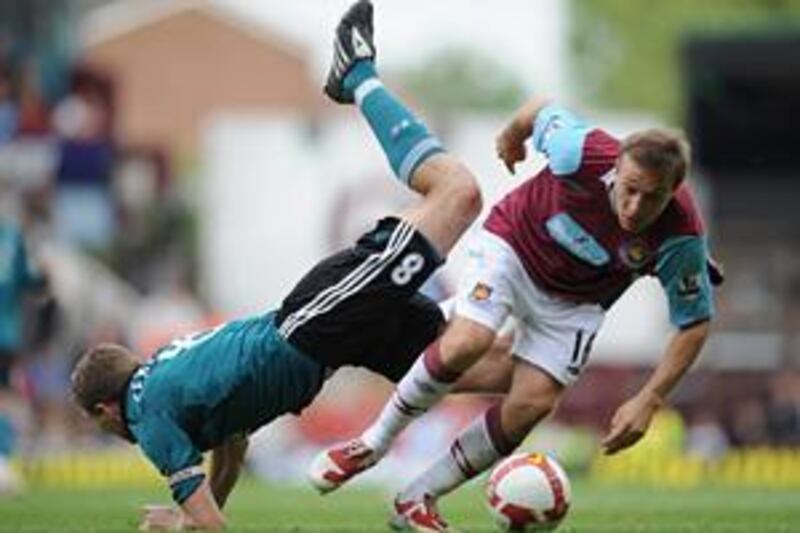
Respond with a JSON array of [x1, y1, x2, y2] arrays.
[[0, 414, 14, 456], [344, 61, 445, 185]]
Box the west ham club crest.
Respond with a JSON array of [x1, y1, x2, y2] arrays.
[[618, 238, 650, 269]]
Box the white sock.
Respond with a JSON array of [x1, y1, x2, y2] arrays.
[[400, 405, 512, 501], [361, 351, 457, 454]]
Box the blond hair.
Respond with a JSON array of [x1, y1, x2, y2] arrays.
[[71, 343, 140, 413], [621, 129, 691, 188]]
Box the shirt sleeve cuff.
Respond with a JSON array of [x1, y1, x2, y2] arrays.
[[169, 466, 205, 504]]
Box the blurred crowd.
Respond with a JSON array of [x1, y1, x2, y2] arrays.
[[552, 364, 800, 467], [682, 371, 800, 462], [0, 45, 210, 484]]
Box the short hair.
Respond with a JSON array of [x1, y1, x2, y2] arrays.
[[71, 344, 140, 414], [620, 129, 691, 188]]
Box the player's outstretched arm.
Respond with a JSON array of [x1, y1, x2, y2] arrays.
[[496, 95, 552, 173], [209, 434, 249, 509], [601, 320, 711, 455], [180, 480, 227, 530]]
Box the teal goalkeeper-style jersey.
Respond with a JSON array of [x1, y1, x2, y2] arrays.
[[124, 311, 326, 503]]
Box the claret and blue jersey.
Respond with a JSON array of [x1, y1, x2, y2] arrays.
[[123, 311, 326, 503], [484, 104, 715, 328]]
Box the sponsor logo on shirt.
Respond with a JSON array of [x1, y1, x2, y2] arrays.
[[545, 213, 610, 267], [470, 282, 493, 302]]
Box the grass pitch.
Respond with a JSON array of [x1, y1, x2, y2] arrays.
[[1, 478, 798, 532]]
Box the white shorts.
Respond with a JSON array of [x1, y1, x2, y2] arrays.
[[454, 230, 605, 385]]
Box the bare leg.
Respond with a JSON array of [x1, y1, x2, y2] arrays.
[[358, 317, 497, 454], [400, 154, 482, 257], [452, 332, 514, 394], [323, 0, 481, 257], [394, 361, 563, 514]]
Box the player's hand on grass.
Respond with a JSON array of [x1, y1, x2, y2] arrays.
[[496, 127, 528, 174], [601, 391, 663, 455], [139, 504, 195, 531]]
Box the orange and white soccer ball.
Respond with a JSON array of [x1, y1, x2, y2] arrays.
[[486, 452, 571, 531]]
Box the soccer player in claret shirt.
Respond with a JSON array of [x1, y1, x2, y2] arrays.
[[310, 95, 723, 530], [69, 1, 493, 529]]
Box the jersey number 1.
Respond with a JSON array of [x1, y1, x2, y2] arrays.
[[567, 330, 596, 376]]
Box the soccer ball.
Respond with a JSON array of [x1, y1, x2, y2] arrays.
[[486, 452, 571, 531]]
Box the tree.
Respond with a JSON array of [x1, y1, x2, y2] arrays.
[[570, 0, 800, 121], [399, 47, 527, 113]]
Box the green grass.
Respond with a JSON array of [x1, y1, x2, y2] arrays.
[[1, 479, 798, 532]]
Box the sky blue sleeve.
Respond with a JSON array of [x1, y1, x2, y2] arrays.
[[531, 104, 592, 176], [136, 415, 205, 504], [656, 236, 715, 328]]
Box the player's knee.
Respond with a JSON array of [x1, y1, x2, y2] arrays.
[[417, 154, 482, 222], [433, 157, 482, 218], [449, 169, 483, 222], [502, 391, 559, 438], [440, 321, 495, 372]]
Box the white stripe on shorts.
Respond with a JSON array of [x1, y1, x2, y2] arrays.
[[278, 220, 416, 340]]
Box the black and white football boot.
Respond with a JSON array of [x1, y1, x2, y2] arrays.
[[324, 0, 376, 104]]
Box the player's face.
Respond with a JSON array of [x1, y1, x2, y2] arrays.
[[613, 155, 676, 233]]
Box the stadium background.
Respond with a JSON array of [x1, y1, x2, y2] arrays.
[[0, 0, 798, 530]]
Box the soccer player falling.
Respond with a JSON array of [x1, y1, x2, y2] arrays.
[[69, 1, 496, 530], [310, 6, 723, 533]]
